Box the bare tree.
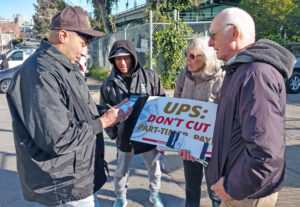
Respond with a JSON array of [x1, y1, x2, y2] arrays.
[[89, 0, 120, 35]]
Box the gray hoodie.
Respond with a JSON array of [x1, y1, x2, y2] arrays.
[[207, 39, 295, 200]]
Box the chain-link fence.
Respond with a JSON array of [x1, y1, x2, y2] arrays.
[[88, 23, 150, 70], [88, 13, 211, 75]]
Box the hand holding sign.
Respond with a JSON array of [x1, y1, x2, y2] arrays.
[[130, 96, 217, 167]]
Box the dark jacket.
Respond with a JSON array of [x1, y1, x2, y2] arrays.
[[207, 39, 296, 200], [0, 54, 9, 70], [100, 40, 165, 154], [6, 39, 107, 206]]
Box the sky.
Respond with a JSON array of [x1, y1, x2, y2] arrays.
[[0, 0, 146, 22]]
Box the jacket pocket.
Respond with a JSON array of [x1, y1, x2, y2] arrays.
[[50, 152, 75, 178]]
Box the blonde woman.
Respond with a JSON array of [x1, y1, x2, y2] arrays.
[[176, 36, 223, 207]]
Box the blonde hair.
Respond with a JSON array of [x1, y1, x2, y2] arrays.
[[186, 36, 223, 76]]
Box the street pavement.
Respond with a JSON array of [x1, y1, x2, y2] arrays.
[[0, 76, 299, 207]]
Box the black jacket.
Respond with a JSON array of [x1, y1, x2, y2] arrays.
[[100, 40, 165, 154], [207, 39, 295, 200], [6, 39, 107, 206], [0, 54, 9, 70]]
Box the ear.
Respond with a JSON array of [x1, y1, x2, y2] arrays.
[[232, 25, 240, 41], [57, 30, 69, 43]]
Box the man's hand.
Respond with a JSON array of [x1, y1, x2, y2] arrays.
[[211, 177, 232, 202], [178, 149, 196, 162], [99, 98, 132, 128], [114, 98, 133, 121]]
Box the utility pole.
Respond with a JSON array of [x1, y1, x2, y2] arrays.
[[149, 10, 153, 70]]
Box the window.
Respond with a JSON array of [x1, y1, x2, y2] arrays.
[[8, 51, 23, 61]]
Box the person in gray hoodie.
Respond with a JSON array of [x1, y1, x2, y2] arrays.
[[202, 7, 295, 207], [175, 36, 223, 207]]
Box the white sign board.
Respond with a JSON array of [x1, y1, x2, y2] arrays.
[[130, 96, 218, 162]]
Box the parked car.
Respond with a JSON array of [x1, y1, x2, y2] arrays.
[[0, 66, 18, 93], [77, 46, 90, 80], [78, 55, 87, 78], [284, 42, 300, 94], [0, 47, 37, 69]]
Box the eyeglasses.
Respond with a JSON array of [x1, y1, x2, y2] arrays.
[[74, 31, 94, 44], [185, 52, 202, 60], [209, 24, 234, 41]]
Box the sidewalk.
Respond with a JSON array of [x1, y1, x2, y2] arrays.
[[87, 76, 300, 207]]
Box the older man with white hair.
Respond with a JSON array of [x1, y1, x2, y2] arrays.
[[204, 7, 296, 207]]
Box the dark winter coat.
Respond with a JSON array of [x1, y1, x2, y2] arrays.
[[0, 54, 9, 70], [100, 40, 165, 154], [207, 39, 296, 200], [6, 39, 107, 206]]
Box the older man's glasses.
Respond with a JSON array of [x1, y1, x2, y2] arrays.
[[185, 52, 202, 60], [209, 24, 234, 41], [75, 31, 93, 44]]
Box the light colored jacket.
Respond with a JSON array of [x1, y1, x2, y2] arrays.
[[174, 67, 224, 103]]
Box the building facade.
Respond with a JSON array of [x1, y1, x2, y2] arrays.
[[0, 23, 20, 35], [113, 0, 240, 30]]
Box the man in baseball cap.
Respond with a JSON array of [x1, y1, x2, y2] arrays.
[[6, 5, 132, 207], [51, 5, 105, 44], [49, 5, 105, 64]]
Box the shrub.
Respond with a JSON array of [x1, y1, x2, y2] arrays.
[[153, 19, 192, 89], [89, 66, 110, 80]]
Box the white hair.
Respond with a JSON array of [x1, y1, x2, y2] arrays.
[[219, 7, 256, 43], [186, 36, 222, 76]]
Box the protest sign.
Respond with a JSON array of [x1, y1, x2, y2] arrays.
[[130, 96, 217, 162]]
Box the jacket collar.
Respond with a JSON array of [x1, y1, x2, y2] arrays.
[[185, 66, 222, 83], [221, 54, 254, 75], [40, 39, 74, 72]]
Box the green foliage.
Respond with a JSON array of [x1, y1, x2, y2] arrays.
[[89, 66, 110, 80], [153, 19, 192, 89], [240, 0, 300, 42], [10, 38, 23, 47], [145, 0, 199, 21]]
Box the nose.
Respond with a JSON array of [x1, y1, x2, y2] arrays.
[[120, 58, 126, 64], [185, 56, 192, 63], [208, 38, 214, 47]]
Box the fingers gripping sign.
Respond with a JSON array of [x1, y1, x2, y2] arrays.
[[178, 149, 196, 162]]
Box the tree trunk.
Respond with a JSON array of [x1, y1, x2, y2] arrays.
[[93, 0, 113, 35]]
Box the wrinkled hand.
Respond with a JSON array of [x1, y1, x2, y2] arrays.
[[211, 177, 232, 202], [99, 98, 129, 128], [178, 149, 195, 162]]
